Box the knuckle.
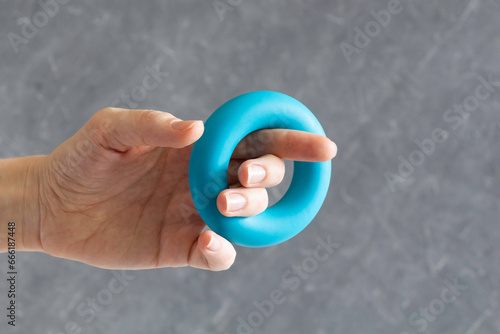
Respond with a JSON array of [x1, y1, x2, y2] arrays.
[[95, 107, 118, 123], [86, 111, 112, 145], [96, 107, 114, 117], [92, 108, 116, 132], [137, 110, 159, 125]]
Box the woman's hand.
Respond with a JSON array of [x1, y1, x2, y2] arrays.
[[22, 108, 336, 271]]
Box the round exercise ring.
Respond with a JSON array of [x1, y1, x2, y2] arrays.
[[189, 91, 332, 247]]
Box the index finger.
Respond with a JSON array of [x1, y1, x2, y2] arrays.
[[231, 129, 337, 162]]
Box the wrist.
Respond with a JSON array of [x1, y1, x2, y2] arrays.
[[0, 155, 45, 253]]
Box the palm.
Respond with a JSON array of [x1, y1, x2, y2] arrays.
[[40, 144, 204, 270]]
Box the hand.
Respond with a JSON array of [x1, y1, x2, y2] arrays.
[[29, 108, 336, 271]]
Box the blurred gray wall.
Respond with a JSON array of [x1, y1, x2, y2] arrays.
[[1, 0, 499, 333]]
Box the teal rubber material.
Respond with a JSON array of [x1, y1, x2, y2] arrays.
[[188, 91, 331, 247]]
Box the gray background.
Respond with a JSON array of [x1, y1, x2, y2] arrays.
[[1, 0, 499, 333]]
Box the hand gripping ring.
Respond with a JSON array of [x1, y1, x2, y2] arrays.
[[189, 91, 332, 247]]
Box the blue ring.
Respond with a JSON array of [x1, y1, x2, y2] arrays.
[[189, 91, 331, 247]]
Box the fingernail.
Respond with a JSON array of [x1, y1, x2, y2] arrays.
[[247, 165, 266, 185], [226, 193, 246, 212], [207, 235, 221, 252], [330, 139, 338, 158], [171, 120, 200, 131]]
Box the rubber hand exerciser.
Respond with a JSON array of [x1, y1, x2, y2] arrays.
[[189, 91, 331, 247]]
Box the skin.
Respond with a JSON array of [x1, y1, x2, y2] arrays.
[[0, 108, 336, 271]]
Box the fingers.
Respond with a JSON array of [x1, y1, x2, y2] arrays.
[[217, 187, 268, 217], [223, 129, 337, 218], [188, 231, 236, 271], [87, 107, 204, 152], [232, 129, 337, 162], [223, 154, 281, 217], [227, 154, 285, 187], [238, 154, 285, 188]]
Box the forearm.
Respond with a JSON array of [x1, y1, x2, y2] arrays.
[[0, 156, 44, 253]]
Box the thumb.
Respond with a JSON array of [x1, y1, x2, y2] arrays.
[[87, 107, 204, 152], [188, 231, 237, 271]]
